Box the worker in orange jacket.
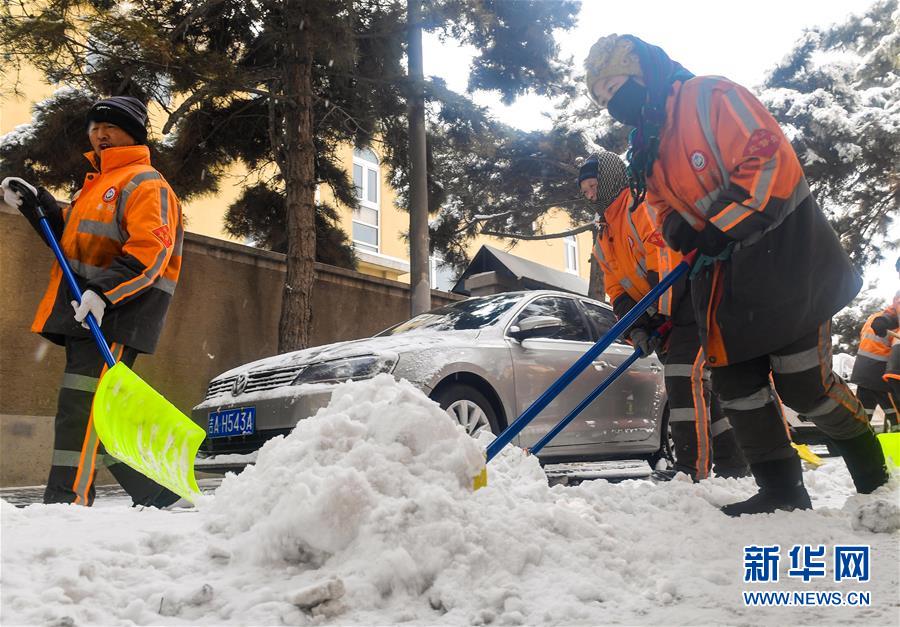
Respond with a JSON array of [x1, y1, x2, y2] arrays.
[[580, 151, 747, 480], [1, 96, 184, 507], [885, 261, 900, 406], [850, 294, 899, 432], [583, 35, 887, 516], [884, 341, 900, 415]]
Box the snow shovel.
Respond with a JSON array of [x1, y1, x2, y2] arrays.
[[26, 184, 205, 503], [477, 251, 697, 487], [877, 432, 900, 470]]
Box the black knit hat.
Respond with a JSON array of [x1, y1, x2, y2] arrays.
[[578, 154, 599, 185], [86, 96, 148, 144]]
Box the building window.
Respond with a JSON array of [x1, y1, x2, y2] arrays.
[[430, 254, 456, 292], [564, 235, 579, 274], [352, 146, 380, 253]]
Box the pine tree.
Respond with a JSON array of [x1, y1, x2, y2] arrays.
[[425, 72, 629, 299], [759, 0, 899, 270], [1, 0, 578, 351]]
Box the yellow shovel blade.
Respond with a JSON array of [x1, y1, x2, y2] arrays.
[[92, 363, 205, 503], [791, 442, 824, 467], [877, 432, 900, 471], [472, 465, 488, 491]]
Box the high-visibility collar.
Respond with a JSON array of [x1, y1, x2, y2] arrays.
[[662, 79, 684, 136], [84, 145, 152, 173], [603, 187, 631, 223]]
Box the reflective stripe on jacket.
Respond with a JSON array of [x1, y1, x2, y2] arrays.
[[32, 145, 183, 354], [646, 76, 861, 366]]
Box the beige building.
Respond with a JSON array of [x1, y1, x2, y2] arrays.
[[2, 66, 595, 294]]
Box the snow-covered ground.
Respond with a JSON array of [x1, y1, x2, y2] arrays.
[[2, 375, 898, 626]]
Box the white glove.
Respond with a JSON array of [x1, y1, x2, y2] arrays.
[[1, 176, 38, 208], [71, 290, 107, 329]]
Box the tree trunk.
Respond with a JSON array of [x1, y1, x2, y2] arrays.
[[278, 2, 317, 353], [407, 0, 431, 315]]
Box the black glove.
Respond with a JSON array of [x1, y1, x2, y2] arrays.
[[696, 223, 735, 256], [662, 212, 699, 253], [871, 315, 894, 338], [662, 211, 737, 257]]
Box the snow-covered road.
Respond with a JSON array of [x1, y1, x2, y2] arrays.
[[2, 376, 898, 626]]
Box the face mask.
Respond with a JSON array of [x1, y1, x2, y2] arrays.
[[607, 78, 647, 127]]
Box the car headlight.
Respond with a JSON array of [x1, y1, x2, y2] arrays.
[[292, 355, 397, 385]]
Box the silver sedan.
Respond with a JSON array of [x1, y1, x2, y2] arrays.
[[191, 290, 668, 465]]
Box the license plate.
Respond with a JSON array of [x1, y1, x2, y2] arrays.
[[207, 407, 256, 438]]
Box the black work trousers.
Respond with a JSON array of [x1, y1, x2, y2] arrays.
[[661, 310, 747, 479], [856, 386, 898, 432], [711, 321, 871, 465], [44, 336, 178, 507]]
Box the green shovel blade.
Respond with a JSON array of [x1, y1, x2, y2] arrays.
[[92, 363, 205, 503], [877, 432, 900, 471]]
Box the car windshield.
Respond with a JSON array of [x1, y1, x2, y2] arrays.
[[378, 293, 522, 335]]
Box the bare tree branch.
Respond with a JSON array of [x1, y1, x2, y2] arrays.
[[481, 221, 594, 241]]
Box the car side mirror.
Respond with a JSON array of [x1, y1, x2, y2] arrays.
[[509, 315, 563, 341]]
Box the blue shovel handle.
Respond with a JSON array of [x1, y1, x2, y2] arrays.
[[528, 348, 643, 456], [528, 319, 673, 456], [29, 197, 117, 368], [485, 251, 696, 463]]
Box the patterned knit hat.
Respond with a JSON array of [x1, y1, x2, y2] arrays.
[[578, 151, 628, 211], [584, 35, 643, 107]]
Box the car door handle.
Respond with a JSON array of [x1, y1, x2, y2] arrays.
[[649, 365, 662, 373], [593, 360, 613, 370]]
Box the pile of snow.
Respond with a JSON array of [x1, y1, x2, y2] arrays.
[[2, 375, 898, 626]]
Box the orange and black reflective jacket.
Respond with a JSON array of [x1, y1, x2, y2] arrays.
[[850, 309, 897, 391], [884, 340, 900, 387], [32, 145, 183, 354], [593, 190, 684, 319], [646, 76, 861, 366]]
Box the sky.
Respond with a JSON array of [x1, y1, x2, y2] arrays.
[[423, 0, 874, 132], [422, 0, 898, 298]]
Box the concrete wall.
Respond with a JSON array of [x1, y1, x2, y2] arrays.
[[0, 206, 461, 487]]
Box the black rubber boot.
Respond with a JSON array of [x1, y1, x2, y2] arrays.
[[712, 429, 750, 479], [670, 421, 704, 481], [715, 464, 751, 479], [829, 430, 889, 494], [133, 487, 181, 509], [721, 456, 812, 517]]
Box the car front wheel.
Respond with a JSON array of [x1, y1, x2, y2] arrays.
[[432, 383, 500, 437]]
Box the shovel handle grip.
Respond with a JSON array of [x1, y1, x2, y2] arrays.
[[36, 214, 117, 368]]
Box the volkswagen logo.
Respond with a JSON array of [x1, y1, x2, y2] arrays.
[[232, 374, 248, 396]]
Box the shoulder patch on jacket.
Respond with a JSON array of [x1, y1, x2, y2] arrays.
[[743, 129, 780, 158], [152, 224, 173, 248], [690, 150, 708, 171]]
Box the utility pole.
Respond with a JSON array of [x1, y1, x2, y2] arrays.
[[407, 0, 431, 316]]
